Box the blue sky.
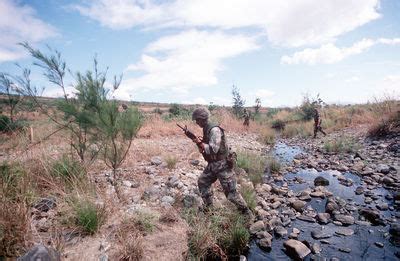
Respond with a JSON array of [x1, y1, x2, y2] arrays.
[[0, 0, 399, 107]]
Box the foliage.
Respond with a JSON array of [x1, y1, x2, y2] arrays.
[[165, 155, 178, 170], [0, 162, 33, 257], [0, 73, 22, 123], [236, 150, 266, 186], [133, 211, 157, 234], [232, 85, 245, 117], [282, 121, 314, 138], [73, 199, 104, 235], [153, 107, 163, 115], [271, 119, 286, 130], [266, 156, 281, 173], [208, 102, 217, 112], [299, 94, 324, 121], [367, 111, 400, 138], [0, 115, 10, 132], [183, 206, 249, 260], [323, 136, 360, 154], [240, 185, 256, 212], [51, 156, 85, 184], [257, 127, 275, 145]]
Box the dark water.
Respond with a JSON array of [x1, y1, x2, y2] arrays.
[[247, 143, 399, 260], [272, 142, 303, 163]]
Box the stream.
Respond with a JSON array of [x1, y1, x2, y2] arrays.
[[247, 142, 399, 260]]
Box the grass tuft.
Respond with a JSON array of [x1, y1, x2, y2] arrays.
[[236, 150, 266, 186], [73, 198, 104, 235]]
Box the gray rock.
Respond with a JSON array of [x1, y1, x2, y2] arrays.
[[355, 186, 364, 195], [274, 226, 288, 238], [314, 176, 329, 186], [189, 159, 200, 166], [339, 247, 351, 253], [375, 242, 384, 248], [311, 242, 321, 254], [34, 197, 56, 212], [258, 237, 272, 250], [311, 230, 332, 239], [377, 203, 389, 211], [317, 213, 330, 224], [240, 255, 247, 261], [291, 200, 306, 212], [297, 215, 316, 223], [359, 208, 385, 225], [151, 156, 163, 166], [18, 245, 60, 261], [389, 223, 400, 237], [377, 164, 390, 174], [334, 214, 355, 225], [250, 221, 265, 234], [335, 228, 354, 236], [382, 177, 394, 185], [161, 196, 175, 205], [284, 239, 311, 260]]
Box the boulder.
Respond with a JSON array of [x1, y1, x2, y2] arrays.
[[334, 214, 355, 225], [314, 176, 329, 186], [291, 200, 306, 212], [283, 239, 311, 260], [18, 245, 60, 261], [359, 208, 385, 225]]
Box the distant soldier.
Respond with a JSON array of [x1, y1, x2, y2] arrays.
[[313, 106, 327, 138], [243, 109, 250, 127], [191, 107, 253, 220]]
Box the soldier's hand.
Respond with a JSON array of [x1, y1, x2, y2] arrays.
[[192, 137, 202, 145]]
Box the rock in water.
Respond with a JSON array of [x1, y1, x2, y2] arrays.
[[314, 176, 329, 186], [283, 239, 311, 260]]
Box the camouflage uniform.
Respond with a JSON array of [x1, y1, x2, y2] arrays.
[[313, 108, 327, 138], [243, 110, 250, 127], [197, 122, 249, 212]]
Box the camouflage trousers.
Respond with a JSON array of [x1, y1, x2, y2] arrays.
[[198, 159, 249, 212]]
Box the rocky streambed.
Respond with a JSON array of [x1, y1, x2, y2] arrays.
[[247, 136, 400, 261]]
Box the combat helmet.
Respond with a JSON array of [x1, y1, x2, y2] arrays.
[[192, 107, 209, 121]]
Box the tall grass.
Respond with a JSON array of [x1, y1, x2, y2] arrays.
[[73, 198, 105, 235], [323, 136, 360, 153], [240, 185, 256, 212], [282, 121, 313, 138], [257, 127, 276, 145], [236, 150, 266, 186], [183, 206, 250, 260]]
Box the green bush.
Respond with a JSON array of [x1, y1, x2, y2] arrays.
[[271, 119, 286, 130], [74, 199, 104, 234], [51, 156, 85, 181], [236, 150, 266, 186], [323, 136, 360, 153], [0, 115, 10, 132], [240, 185, 256, 212]]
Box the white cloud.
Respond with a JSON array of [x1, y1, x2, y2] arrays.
[[73, 0, 380, 47], [345, 76, 360, 83], [281, 39, 375, 65], [43, 86, 76, 98], [281, 37, 400, 65], [0, 0, 57, 63], [182, 97, 208, 105], [114, 30, 259, 98], [254, 89, 275, 100]]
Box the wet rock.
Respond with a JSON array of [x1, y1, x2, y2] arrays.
[[359, 208, 385, 225], [311, 242, 321, 254], [258, 237, 272, 250], [375, 242, 384, 248], [284, 239, 311, 260], [311, 230, 332, 239], [355, 186, 364, 195], [339, 247, 351, 253], [382, 177, 394, 185], [297, 215, 316, 223], [335, 228, 354, 236], [18, 244, 60, 261], [377, 203, 389, 211], [325, 200, 339, 213], [377, 164, 390, 174], [34, 197, 56, 212], [334, 214, 355, 225], [389, 223, 400, 237], [314, 176, 329, 186], [151, 156, 163, 166], [274, 226, 288, 238], [317, 213, 330, 224], [250, 221, 265, 234], [291, 200, 306, 212]]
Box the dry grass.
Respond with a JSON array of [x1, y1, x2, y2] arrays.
[[282, 121, 314, 138], [114, 217, 144, 261], [368, 110, 400, 138], [257, 126, 276, 145]]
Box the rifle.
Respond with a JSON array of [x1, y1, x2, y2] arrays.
[[177, 123, 208, 160]]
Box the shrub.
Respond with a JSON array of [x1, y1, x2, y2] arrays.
[[271, 119, 286, 130], [51, 156, 85, 182], [267, 156, 281, 173], [153, 107, 163, 115], [74, 199, 104, 235], [240, 185, 256, 212], [165, 155, 178, 170], [368, 111, 400, 138], [282, 121, 313, 138], [323, 136, 360, 154], [115, 217, 143, 261], [0, 163, 33, 257], [134, 211, 157, 234], [257, 127, 275, 145], [0, 115, 10, 132], [236, 150, 266, 186]]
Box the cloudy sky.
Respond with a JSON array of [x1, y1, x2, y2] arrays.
[[0, 0, 399, 107]]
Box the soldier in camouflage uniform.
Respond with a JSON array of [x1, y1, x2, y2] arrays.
[[313, 106, 327, 138], [191, 108, 253, 218], [243, 109, 250, 127]]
